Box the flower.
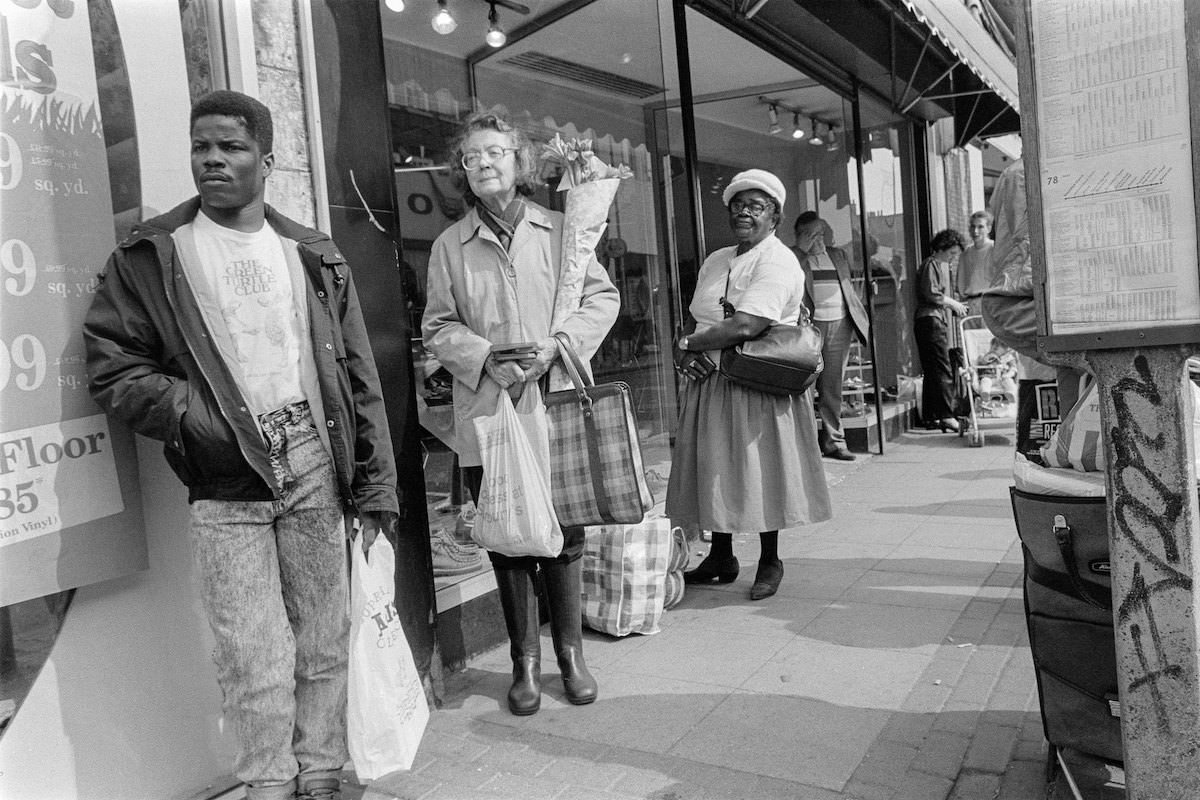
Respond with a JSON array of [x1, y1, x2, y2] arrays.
[[541, 133, 633, 190]]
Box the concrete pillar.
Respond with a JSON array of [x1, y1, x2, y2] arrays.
[[1089, 346, 1200, 797]]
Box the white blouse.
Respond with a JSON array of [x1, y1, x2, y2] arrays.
[[688, 234, 806, 361]]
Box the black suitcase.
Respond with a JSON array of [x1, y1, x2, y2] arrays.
[[1009, 487, 1123, 765]]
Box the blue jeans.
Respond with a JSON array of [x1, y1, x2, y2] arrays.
[[815, 316, 854, 451], [190, 402, 348, 799]]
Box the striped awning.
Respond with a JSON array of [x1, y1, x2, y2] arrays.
[[898, 0, 1019, 111]]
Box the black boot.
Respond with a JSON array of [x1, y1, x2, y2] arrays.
[[494, 566, 541, 715], [542, 559, 598, 705]]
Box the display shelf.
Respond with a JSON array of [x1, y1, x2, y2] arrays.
[[841, 342, 874, 418]]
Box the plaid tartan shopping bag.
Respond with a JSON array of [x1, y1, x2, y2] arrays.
[[581, 520, 672, 636], [545, 334, 653, 528]]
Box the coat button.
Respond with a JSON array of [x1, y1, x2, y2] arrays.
[[327, 419, 335, 428], [317, 290, 326, 298], [325, 343, 333, 350]]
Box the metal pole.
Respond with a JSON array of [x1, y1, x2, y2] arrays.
[[851, 80, 885, 455], [672, 0, 706, 270]]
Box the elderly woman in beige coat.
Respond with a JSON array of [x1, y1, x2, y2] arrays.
[[422, 110, 619, 716]]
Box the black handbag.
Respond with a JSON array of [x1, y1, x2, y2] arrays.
[[716, 271, 824, 396]]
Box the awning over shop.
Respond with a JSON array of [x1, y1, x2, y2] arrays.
[[894, 0, 1020, 145]]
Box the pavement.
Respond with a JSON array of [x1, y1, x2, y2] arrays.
[[355, 417, 1126, 800]]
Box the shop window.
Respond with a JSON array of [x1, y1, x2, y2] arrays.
[[0, 0, 138, 738]]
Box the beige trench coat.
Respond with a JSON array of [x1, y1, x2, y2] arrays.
[[421, 201, 620, 466]]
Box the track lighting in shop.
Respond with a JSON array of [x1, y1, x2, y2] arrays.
[[767, 104, 782, 136], [485, 2, 506, 47], [808, 120, 824, 146], [432, 0, 457, 34], [791, 112, 805, 140], [384, 0, 530, 47]]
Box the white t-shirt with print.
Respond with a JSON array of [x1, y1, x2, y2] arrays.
[[184, 211, 306, 416]]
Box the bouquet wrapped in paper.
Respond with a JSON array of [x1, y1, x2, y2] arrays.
[[541, 134, 632, 332]]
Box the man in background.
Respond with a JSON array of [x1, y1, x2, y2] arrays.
[[84, 90, 399, 800], [793, 211, 871, 461], [956, 210, 995, 316]]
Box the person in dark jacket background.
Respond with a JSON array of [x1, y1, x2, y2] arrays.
[[83, 91, 398, 800], [914, 228, 969, 432]]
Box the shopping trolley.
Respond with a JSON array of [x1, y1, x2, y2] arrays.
[[951, 315, 1001, 446]]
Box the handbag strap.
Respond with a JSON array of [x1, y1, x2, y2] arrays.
[[723, 266, 811, 326], [553, 333, 594, 403]]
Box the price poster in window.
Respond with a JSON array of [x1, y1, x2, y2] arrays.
[[0, 1, 145, 605], [1030, 0, 1200, 343]]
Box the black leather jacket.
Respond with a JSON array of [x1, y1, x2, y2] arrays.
[[84, 198, 398, 513]]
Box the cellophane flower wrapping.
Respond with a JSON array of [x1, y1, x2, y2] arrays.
[[542, 134, 632, 333]]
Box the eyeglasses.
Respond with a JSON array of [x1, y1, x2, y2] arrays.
[[729, 199, 772, 217], [461, 146, 519, 170]]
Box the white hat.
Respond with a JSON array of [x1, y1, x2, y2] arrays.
[[722, 169, 786, 212]]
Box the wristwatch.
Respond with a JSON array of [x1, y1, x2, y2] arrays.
[[678, 335, 691, 351]]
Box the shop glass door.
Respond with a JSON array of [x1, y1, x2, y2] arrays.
[[847, 91, 922, 395], [661, 7, 871, 436]]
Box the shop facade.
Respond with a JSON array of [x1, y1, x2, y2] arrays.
[[0, 1, 1017, 798]]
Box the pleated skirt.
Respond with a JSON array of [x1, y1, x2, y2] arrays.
[[665, 371, 833, 533]]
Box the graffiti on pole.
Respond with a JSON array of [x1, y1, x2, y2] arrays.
[[1107, 354, 1193, 733]]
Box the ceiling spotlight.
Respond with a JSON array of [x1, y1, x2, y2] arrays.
[[808, 120, 825, 146], [385, 0, 405, 11], [432, 0, 457, 34], [767, 104, 782, 136], [485, 2, 506, 47], [791, 113, 805, 140]]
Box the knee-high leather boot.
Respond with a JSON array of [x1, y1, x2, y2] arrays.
[[494, 566, 541, 715], [542, 559, 598, 705]]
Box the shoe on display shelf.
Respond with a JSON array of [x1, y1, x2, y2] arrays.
[[431, 525, 483, 576]]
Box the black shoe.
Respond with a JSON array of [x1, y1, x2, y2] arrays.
[[683, 554, 740, 584], [750, 559, 783, 600], [822, 446, 856, 461], [939, 417, 961, 433]]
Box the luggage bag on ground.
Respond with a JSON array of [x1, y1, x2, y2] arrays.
[[1009, 487, 1122, 768]]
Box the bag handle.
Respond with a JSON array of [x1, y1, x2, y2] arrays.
[[1052, 513, 1112, 609], [553, 332, 594, 407]]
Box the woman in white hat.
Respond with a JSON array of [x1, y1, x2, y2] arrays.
[[665, 169, 832, 600]]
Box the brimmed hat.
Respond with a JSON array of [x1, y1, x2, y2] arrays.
[[722, 169, 786, 211]]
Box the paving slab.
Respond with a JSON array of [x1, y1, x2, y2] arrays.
[[358, 423, 1126, 800]]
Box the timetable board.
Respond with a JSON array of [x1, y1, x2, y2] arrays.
[[1020, 0, 1200, 350]]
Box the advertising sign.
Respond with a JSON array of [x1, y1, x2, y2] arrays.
[[0, 0, 146, 604], [1026, 0, 1200, 349]]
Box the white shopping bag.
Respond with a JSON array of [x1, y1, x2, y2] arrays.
[[348, 532, 429, 780], [471, 388, 563, 558]]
